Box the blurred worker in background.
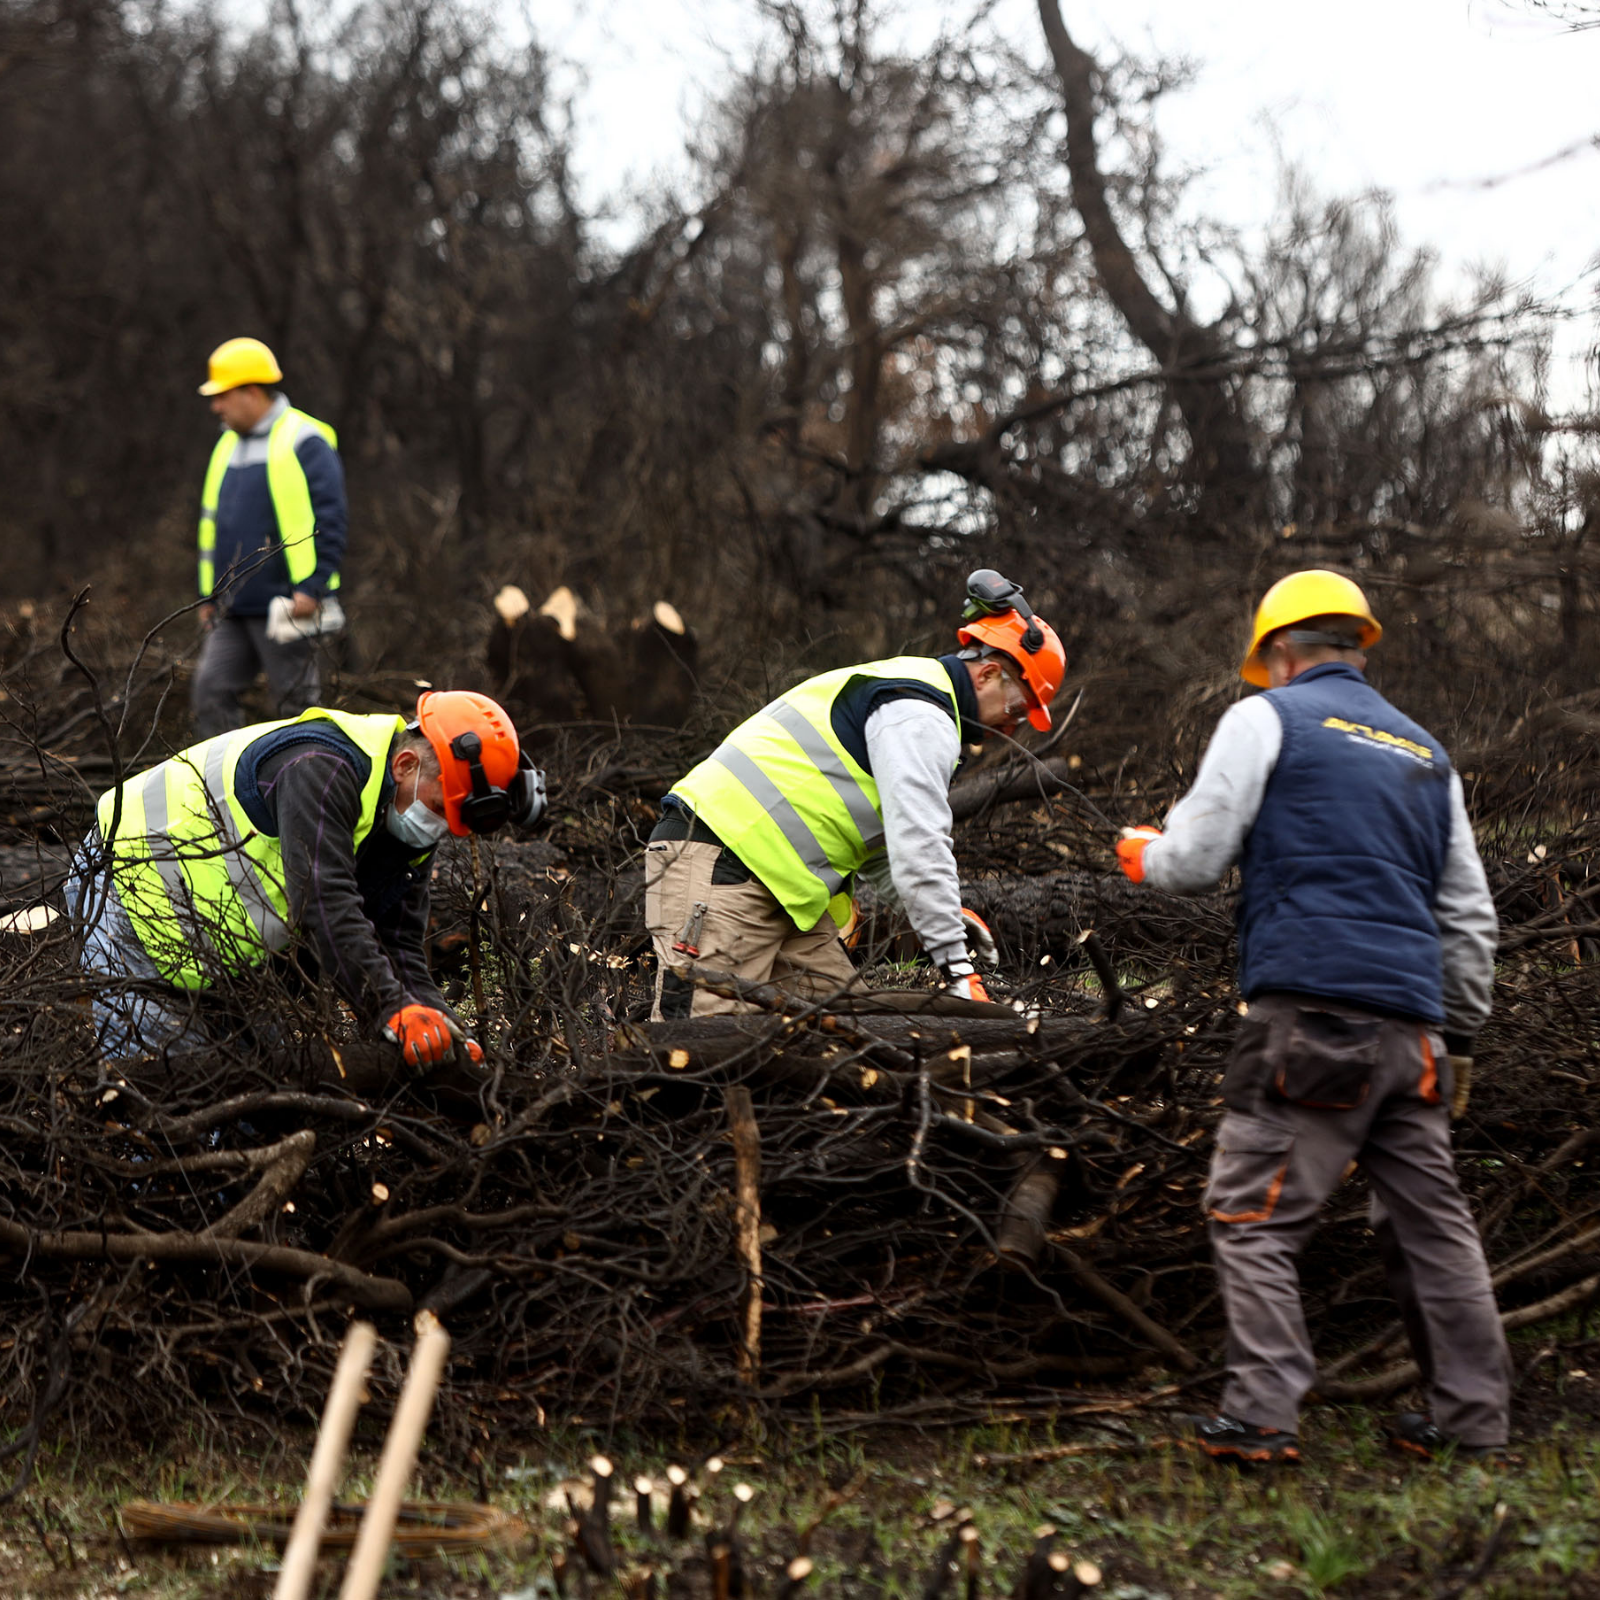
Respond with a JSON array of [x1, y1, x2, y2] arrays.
[[646, 570, 1066, 1018], [1116, 569, 1508, 1466], [191, 337, 347, 738], [67, 691, 545, 1069]]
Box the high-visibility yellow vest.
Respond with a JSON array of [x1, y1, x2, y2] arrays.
[[670, 657, 960, 931], [95, 709, 404, 990], [198, 406, 339, 599]]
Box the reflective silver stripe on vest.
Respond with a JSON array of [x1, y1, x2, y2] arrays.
[[708, 745, 846, 896], [203, 736, 292, 950], [764, 697, 885, 850], [140, 764, 219, 964]]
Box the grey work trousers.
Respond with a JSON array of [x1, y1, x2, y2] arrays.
[[1206, 992, 1510, 1445], [644, 837, 858, 1018], [191, 614, 319, 740]]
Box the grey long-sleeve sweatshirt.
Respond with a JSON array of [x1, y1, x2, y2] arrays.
[[1139, 695, 1497, 1036], [856, 698, 969, 969]]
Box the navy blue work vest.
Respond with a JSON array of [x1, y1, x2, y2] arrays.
[[1238, 662, 1453, 1023]]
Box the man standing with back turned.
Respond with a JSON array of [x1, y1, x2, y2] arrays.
[[192, 337, 347, 737], [1116, 570, 1508, 1465]]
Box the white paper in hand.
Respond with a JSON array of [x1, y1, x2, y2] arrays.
[[266, 594, 345, 644]]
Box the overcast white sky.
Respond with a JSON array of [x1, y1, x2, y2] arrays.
[[547, 0, 1599, 405]]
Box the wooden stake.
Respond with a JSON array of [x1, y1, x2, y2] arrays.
[[724, 1086, 763, 1384], [273, 1321, 378, 1600], [664, 1466, 691, 1539], [337, 1317, 451, 1600]]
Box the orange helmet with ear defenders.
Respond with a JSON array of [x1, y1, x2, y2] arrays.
[[956, 570, 1066, 731], [414, 690, 545, 836]]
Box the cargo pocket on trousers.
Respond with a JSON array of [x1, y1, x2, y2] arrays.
[[1206, 1114, 1295, 1224], [1267, 1006, 1381, 1110], [1220, 1013, 1276, 1113]]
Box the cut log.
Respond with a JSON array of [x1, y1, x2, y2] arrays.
[[996, 1159, 1064, 1271]]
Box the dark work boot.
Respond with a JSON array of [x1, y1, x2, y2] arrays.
[[1386, 1413, 1514, 1466], [1191, 1414, 1301, 1465]]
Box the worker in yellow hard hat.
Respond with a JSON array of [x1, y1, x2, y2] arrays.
[[191, 338, 348, 738], [1115, 569, 1510, 1467]]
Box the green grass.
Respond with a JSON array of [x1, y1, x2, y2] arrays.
[[2, 1404, 1598, 1598]]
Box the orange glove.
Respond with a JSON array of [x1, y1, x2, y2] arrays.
[[1116, 826, 1162, 884], [383, 1004, 464, 1068], [464, 1037, 485, 1065], [959, 908, 998, 966]]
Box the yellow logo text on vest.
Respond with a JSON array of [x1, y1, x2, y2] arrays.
[[1321, 716, 1435, 764]]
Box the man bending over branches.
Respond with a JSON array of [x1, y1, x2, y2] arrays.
[[67, 691, 545, 1069], [645, 571, 1065, 1018]]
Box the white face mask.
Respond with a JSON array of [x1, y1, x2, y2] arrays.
[[387, 795, 451, 850]]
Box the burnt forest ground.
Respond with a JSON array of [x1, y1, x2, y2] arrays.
[[2, 1334, 1598, 1600], [5, 670, 1600, 1599]]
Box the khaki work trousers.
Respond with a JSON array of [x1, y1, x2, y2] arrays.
[[1206, 992, 1510, 1445], [644, 837, 858, 1018]]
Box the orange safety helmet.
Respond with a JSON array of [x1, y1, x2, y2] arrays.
[[414, 690, 529, 836], [956, 570, 1066, 731]]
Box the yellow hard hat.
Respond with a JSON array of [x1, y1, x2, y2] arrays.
[[1240, 569, 1382, 687], [198, 337, 283, 396]]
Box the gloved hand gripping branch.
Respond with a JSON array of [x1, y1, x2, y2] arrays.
[[1442, 1032, 1474, 1120], [1116, 826, 1162, 884], [940, 960, 990, 1003], [383, 1003, 483, 1070]]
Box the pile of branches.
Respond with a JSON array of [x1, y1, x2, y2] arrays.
[[1, 656, 1598, 1482]]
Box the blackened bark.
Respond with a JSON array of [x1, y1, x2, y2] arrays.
[[1036, 0, 1264, 517]]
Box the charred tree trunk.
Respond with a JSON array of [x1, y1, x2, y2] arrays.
[[1036, 0, 1264, 521]]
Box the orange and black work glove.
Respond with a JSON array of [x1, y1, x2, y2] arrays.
[[960, 908, 998, 966], [941, 961, 990, 1003], [383, 1003, 465, 1069], [1116, 826, 1162, 884]]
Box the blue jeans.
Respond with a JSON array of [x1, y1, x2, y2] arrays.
[[65, 834, 214, 1060]]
